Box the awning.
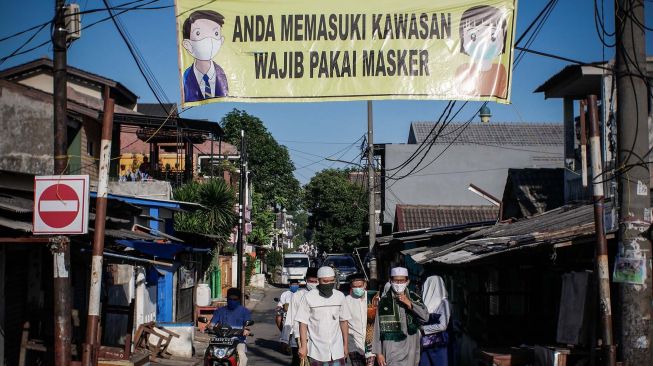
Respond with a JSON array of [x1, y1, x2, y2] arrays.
[[115, 240, 210, 260], [413, 204, 611, 265]]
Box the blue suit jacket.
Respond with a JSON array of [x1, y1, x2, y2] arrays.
[[183, 62, 228, 103]]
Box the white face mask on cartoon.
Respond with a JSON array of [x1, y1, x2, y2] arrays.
[[188, 37, 222, 61], [462, 23, 503, 70]]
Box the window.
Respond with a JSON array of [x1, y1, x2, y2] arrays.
[[283, 257, 309, 268], [87, 140, 94, 156], [324, 257, 356, 268]]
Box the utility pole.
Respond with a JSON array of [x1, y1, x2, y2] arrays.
[[52, 1, 72, 365], [82, 87, 114, 366], [615, 1, 652, 364], [367, 101, 378, 289], [237, 130, 246, 301], [587, 95, 616, 366]]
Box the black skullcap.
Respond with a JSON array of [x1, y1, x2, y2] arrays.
[[289, 278, 300, 284], [226, 287, 241, 299], [305, 267, 319, 279], [347, 272, 367, 282]]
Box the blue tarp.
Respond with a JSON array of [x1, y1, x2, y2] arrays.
[[115, 240, 209, 260]]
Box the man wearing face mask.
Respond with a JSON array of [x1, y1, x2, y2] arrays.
[[282, 268, 320, 366], [372, 267, 429, 366], [344, 273, 375, 366], [296, 266, 351, 365], [276, 280, 298, 331], [208, 288, 252, 365], [181, 10, 229, 103]]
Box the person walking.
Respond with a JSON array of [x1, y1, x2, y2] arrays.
[[372, 267, 429, 366], [282, 268, 320, 366], [344, 273, 375, 366], [419, 276, 451, 366], [296, 266, 351, 366]]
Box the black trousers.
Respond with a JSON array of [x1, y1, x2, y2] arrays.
[[291, 346, 300, 366]]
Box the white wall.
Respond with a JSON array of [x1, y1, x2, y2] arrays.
[[382, 143, 563, 224]]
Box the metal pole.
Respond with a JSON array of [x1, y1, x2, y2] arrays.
[[210, 133, 214, 179], [237, 130, 246, 301], [579, 99, 588, 188], [53, 1, 71, 365], [367, 101, 378, 289], [82, 88, 114, 366], [615, 1, 652, 364], [52, 236, 71, 366], [587, 95, 616, 366]]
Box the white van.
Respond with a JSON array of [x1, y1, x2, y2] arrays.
[[281, 253, 310, 285]]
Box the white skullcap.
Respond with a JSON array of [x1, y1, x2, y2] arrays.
[[317, 266, 335, 278], [390, 267, 409, 277]]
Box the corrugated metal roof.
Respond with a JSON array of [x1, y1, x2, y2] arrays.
[[0, 193, 33, 214], [395, 204, 498, 232], [414, 204, 601, 265], [408, 122, 564, 146]]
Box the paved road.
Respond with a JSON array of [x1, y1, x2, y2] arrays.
[[246, 285, 292, 366]]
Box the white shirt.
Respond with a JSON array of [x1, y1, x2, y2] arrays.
[[192, 62, 216, 98], [277, 290, 293, 308], [281, 288, 308, 346], [295, 289, 352, 362], [344, 293, 367, 356]]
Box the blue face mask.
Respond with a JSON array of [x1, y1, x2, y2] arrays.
[[351, 287, 366, 298], [289, 284, 299, 293], [227, 299, 240, 310]]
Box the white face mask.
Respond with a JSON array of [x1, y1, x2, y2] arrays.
[[188, 37, 222, 61], [391, 282, 408, 294], [305, 282, 317, 291]]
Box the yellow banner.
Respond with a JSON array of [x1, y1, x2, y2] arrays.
[[175, 0, 517, 106]]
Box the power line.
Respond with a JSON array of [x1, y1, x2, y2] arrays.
[[0, 22, 50, 66], [101, 0, 169, 113]]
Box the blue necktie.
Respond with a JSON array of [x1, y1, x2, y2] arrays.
[[202, 74, 211, 98]]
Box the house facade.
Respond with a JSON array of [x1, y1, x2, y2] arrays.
[[376, 122, 564, 233]]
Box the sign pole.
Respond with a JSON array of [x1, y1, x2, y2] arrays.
[[52, 1, 71, 365], [82, 87, 115, 366]]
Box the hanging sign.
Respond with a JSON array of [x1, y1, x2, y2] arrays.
[[175, 0, 517, 106], [33, 175, 90, 234]]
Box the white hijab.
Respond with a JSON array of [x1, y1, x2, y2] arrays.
[[422, 275, 448, 313]]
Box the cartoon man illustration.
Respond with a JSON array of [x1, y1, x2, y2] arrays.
[[182, 10, 229, 102], [455, 5, 508, 99]]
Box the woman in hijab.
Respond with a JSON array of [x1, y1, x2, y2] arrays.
[[419, 276, 450, 366]]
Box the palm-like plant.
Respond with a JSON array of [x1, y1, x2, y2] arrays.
[[173, 179, 237, 240]]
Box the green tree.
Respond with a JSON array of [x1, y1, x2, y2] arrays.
[[304, 169, 367, 253], [173, 179, 237, 240], [221, 109, 301, 210], [247, 191, 276, 247], [291, 209, 309, 247]]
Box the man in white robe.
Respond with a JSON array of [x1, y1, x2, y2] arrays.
[[296, 266, 351, 366]]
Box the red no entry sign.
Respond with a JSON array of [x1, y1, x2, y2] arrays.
[[34, 175, 89, 235]]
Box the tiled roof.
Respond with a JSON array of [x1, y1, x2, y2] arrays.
[[501, 168, 565, 219], [394, 204, 499, 232], [408, 122, 564, 145]]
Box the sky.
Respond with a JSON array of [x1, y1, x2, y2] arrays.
[[1, 0, 652, 184]]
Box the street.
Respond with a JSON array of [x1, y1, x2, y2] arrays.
[[246, 286, 292, 366]]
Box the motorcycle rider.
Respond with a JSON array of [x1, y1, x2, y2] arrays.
[[208, 288, 252, 366]]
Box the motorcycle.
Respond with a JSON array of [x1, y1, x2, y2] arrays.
[[199, 318, 254, 366]]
